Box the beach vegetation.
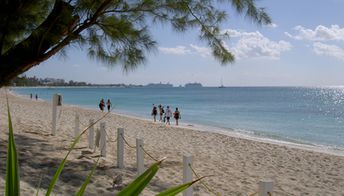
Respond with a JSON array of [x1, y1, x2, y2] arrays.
[[0, 0, 271, 86], [5, 98, 20, 195]]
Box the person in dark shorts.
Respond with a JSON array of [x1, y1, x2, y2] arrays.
[[151, 104, 158, 122], [173, 107, 181, 126], [99, 98, 105, 111], [159, 104, 164, 122], [106, 99, 112, 112]]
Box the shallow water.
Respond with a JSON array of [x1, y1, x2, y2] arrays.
[[13, 86, 344, 149]]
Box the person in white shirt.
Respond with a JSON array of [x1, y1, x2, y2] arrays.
[[165, 106, 172, 125]]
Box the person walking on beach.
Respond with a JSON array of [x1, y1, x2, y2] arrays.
[[173, 107, 181, 126], [163, 108, 166, 123], [30, 93, 32, 99], [165, 106, 172, 125], [106, 99, 112, 112], [159, 104, 164, 122], [35, 94, 38, 100], [99, 98, 105, 112], [151, 104, 158, 122]]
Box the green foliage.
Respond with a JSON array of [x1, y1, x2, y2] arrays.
[[0, 0, 53, 54], [75, 157, 100, 196], [11, 75, 41, 86], [5, 97, 20, 196], [117, 160, 163, 196], [45, 137, 80, 195], [77, 0, 271, 68], [0, 0, 271, 86], [45, 111, 111, 195], [156, 178, 204, 196], [3, 100, 110, 196]]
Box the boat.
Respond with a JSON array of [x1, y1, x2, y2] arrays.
[[185, 82, 203, 88], [218, 79, 225, 88]]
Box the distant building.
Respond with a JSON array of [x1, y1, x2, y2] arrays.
[[185, 82, 202, 88], [41, 78, 65, 85], [146, 82, 173, 88]]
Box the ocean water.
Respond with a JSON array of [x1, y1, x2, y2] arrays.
[[12, 86, 344, 150]]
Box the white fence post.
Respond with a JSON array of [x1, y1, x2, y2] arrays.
[[88, 119, 94, 149], [117, 128, 124, 169], [100, 122, 106, 157], [136, 138, 144, 175], [74, 113, 80, 138], [51, 94, 58, 135], [183, 155, 193, 196], [258, 181, 273, 196]]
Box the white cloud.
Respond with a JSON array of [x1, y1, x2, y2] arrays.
[[285, 25, 344, 41], [159, 44, 211, 58], [313, 42, 344, 61], [223, 29, 292, 60], [158, 46, 191, 55], [159, 29, 292, 60], [189, 44, 211, 57]]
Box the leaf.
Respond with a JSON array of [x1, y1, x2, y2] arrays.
[[45, 135, 81, 196], [36, 173, 43, 196], [156, 177, 205, 196], [5, 97, 20, 196], [75, 157, 100, 196], [117, 159, 165, 196], [45, 111, 110, 195]]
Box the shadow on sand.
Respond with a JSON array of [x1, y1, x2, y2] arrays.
[[0, 130, 175, 195]]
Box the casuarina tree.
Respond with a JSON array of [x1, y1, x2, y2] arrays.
[[0, 0, 271, 86]]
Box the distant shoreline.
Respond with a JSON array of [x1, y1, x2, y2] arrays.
[[11, 85, 344, 88], [9, 87, 344, 157]]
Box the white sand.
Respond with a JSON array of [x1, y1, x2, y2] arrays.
[[1, 89, 344, 195]]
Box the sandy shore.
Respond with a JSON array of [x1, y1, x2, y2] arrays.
[[1, 89, 344, 195]]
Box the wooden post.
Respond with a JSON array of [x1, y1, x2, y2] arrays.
[[117, 128, 124, 169], [183, 155, 193, 196], [100, 122, 106, 157], [51, 94, 58, 135], [74, 113, 80, 138], [88, 119, 94, 149], [258, 181, 273, 196], [136, 138, 144, 175]]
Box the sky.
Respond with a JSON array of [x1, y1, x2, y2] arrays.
[[26, 0, 344, 87]]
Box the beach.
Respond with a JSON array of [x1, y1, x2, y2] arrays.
[[1, 89, 344, 195]]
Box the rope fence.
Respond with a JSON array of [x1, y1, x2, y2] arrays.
[[188, 163, 219, 195], [140, 145, 160, 162], [81, 114, 273, 196], [120, 133, 160, 162], [51, 93, 274, 196], [120, 134, 136, 149]]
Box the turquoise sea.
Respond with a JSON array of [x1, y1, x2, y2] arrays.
[[12, 86, 344, 151]]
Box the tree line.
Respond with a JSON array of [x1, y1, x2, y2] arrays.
[[11, 75, 144, 87]]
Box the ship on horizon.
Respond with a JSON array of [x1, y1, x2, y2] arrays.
[[218, 79, 225, 88], [146, 82, 173, 88], [185, 82, 203, 88]]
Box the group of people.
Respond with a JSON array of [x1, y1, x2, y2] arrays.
[[151, 104, 181, 125], [99, 98, 112, 112], [97, 99, 181, 125]]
